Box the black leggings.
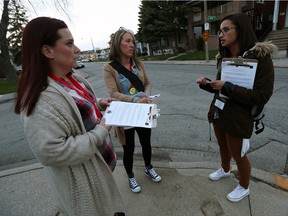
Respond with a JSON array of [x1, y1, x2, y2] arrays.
[[123, 127, 152, 176]]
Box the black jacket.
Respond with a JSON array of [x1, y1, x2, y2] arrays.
[[208, 41, 277, 138]]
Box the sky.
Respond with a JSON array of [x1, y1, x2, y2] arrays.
[[21, 0, 142, 51]]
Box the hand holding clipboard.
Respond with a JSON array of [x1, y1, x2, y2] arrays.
[[221, 58, 258, 90]]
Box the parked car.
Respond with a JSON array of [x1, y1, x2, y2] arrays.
[[81, 58, 89, 62], [74, 61, 85, 69]]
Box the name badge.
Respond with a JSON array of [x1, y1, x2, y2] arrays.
[[215, 98, 225, 110]]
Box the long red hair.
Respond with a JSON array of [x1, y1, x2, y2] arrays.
[[14, 17, 67, 116]]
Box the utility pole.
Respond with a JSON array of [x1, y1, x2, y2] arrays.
[[91, 37, 95, 51], [204, 0, 209, 63]]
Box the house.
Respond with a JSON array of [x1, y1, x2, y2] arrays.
[[98, 48, 110, 59]]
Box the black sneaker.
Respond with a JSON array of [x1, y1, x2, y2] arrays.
[[145, 166, 161, 182], [128, 177, 141, 193]]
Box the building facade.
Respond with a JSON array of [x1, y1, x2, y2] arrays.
[[186, 0, 288, 51]]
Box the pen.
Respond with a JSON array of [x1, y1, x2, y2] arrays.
[[205, 78, 211, 84]]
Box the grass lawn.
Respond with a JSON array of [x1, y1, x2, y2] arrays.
[[0, 79, 19, 94], [139, 54, 175, 61], [169, 50, 218, 61]]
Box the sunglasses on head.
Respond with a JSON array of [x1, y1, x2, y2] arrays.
[[119, 27, 134, 34]]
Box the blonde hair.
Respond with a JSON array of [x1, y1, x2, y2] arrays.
[[108, 33, 114, 46], [109, 27, 139, 66]]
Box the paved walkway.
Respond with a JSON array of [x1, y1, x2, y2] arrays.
[[1, 156, 288, 216]]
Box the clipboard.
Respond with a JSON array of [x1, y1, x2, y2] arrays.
[[220, 58, 258, 97], [103, 101, 160, 128]]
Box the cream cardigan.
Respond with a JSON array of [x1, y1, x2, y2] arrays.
[[23, 74, 125, 216]]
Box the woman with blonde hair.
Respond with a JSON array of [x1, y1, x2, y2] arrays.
[[103, 27, 161, 193]]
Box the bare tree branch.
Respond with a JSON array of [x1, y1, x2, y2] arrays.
[[0, 0, 72, 82]]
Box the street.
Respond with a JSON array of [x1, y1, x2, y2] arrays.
[[0, 62, 287, 174]]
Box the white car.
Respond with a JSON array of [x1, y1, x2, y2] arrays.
[[74, 61, 85, 69]]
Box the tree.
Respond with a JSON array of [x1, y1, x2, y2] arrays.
[[8, 0, 28, 67], [137, 1, 189, 52], [0, 0, 17, 82], [0, 0, 71, 83], [137, 1, 164, 44]]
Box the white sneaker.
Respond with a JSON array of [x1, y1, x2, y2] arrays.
[[128, 177, 141, 193], [227, 184, 250, 202], [209, 167, 231, 181]]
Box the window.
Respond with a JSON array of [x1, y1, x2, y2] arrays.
[[256, 14, 263, 30]]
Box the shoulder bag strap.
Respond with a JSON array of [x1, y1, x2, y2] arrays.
[[109, 60, 145, 92]]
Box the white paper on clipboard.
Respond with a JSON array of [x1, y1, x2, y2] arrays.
[[103, 101, 160, 128], [220, 58, 258, 97]]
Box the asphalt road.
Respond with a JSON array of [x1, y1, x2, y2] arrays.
[[0, 62, 287, 174]]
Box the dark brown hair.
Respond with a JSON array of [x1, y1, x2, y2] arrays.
[[219, 13, 257, 58], [14, 17, 67, 116]]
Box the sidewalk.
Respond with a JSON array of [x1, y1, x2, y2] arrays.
[[0, 155, 288, 216], [0, 59, 288, 216]]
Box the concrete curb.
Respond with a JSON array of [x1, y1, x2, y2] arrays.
[[152, 161, 288, 191], [1, 160, 287, 191], [0, 92, 16, 104]]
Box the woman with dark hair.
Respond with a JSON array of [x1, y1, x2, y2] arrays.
[[103, 27, 161, 193], [15, 17, 125, 215], [196, 13, 277, 202]]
